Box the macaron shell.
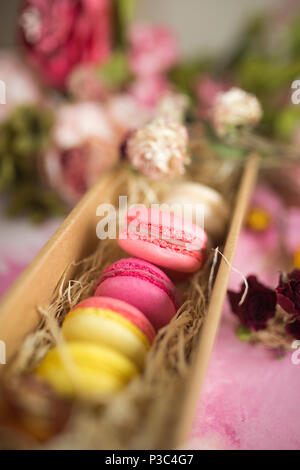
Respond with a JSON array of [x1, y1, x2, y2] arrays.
[[162, 182, 230, 239], [37, 362, 123, 399], [36, 342, 138, 399], [118, 237, 203, 272], [94, 258, 180, 331], [62, 307, 150, 369], [71, 296, 155, 344], [118, 207, 207, 273], [95, 275, 177, 331]]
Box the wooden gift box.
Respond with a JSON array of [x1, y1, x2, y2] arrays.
[[0, 155, 259, 449]]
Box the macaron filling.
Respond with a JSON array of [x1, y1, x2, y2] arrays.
[[125, 219, 204, 259]]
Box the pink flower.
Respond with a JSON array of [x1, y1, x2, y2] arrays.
[[106, 93, 152, 140], [19, 0, 112, 88], [124, 118, 189, 179], [245, 185, 283, 251], [52, 102, 115, 149], [129, 75, 171, 109], [128, 24, 179, 77], [250, 185, 283, 217], [155, 91, 189, 123], [0, 52, 41, 123], [44, 138, 119, 205], [196, 76, 229, 119], [43, 101, 119, 205], [212, 87, 262, 137], [67, 64, 110, 101], [285, 208, 300, 256]]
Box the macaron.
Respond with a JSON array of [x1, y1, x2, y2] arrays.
[[162, 182, 230, 240], [118, 207, 207, 273], [94, 258, 181, 331], [36, 342, 138, 399], [62, 297, 155, 368]]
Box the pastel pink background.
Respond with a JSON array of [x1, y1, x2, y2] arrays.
[[0, 200, 299, 450]]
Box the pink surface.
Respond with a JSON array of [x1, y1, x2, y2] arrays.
[[95, 258, 179, 331], [189, 302, 300, 450], [118, 207, 206, 272], [0, 202, 299, 450]]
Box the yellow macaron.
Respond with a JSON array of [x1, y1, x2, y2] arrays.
[[36, 341, 138, 399], [62, 297, 156, 369]]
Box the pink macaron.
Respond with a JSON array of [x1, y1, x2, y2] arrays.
[[94, 258, 181, 331], [118, 207, 207, 273]]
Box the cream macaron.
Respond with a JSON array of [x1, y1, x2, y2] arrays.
[[162, 182, 230, 240]]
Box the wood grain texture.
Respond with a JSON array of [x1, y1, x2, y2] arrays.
[[175, 154, 260, 447], [0, 180, 104, 369]]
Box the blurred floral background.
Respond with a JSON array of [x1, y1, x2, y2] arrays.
[[0, 0, 299, 327], [0, 0, 299, 220], [0, 0, 300, 450]]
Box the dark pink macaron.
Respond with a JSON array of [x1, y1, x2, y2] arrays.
[[94, 258, 181, 331]]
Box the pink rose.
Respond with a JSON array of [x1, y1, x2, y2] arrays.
[[44, 138, 119, 205], [19, 0, 112, 88], [128, 24, 179, 77], [43, 101, 119, 205], [124, 118, 189, 179], [52, 102, 115, 149], [129, 75, 170, 109]]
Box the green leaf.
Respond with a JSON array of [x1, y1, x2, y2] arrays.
[[96, 51, 131, 88], [287, 13, 300, 58], [0, 156, 15, 191], [210, 141, 246, 161], [274, 106, 300, 141], [236, 325, 252, 342], [113, 0, 136, 48]]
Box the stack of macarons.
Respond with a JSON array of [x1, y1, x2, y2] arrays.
[[36, 297, 156, 399], [36, 205, 209, 399]]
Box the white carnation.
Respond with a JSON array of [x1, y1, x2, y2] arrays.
[[213, 87, 262, 137]]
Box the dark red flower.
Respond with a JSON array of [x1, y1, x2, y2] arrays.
[[19, 0, 112, 88], [276, 269, 300, 318], [285, 318, 300, 339], [228, 275, 277, 331]]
